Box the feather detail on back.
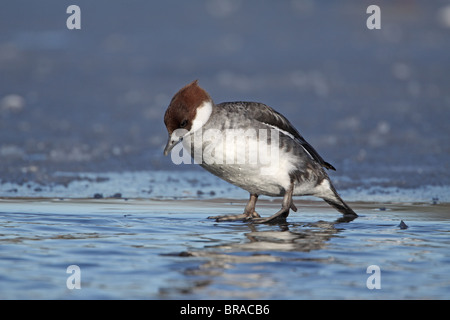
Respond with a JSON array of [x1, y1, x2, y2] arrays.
[[216, 101, 336, 171]]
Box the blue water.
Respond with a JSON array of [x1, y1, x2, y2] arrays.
[[1, 199, 449, 299]]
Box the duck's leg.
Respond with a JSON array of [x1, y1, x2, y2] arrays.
[[252, 182, 296, 224], [242, 194, 261, 219], [322, 180, 358, 217], [208, 193, 261, 222]]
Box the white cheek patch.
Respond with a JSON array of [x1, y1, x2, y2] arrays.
[[190, 100, 213, 133]]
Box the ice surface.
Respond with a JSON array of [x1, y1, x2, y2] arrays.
[[1, 170, 448, 204]]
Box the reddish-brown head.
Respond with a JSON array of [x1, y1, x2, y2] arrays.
[[164, 80, 212, 135], [163, 80, 214, 155]]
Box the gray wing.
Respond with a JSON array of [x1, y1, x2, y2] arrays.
[[219, 101, 336, 171]]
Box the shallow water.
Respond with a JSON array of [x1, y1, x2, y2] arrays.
[[1, 198, 449, 299]]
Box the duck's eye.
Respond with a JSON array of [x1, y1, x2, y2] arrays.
[[180, 119, 188, 128]]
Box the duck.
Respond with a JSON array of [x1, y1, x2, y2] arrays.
[[163, 80, 357, 223]]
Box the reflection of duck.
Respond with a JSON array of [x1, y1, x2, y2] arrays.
[[210, 215, 357, 253], [161, 215, 356, 297]]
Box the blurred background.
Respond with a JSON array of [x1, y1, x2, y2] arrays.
[[1, 0, 449, 199]]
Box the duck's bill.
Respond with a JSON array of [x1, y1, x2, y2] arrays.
[[163, 129, 190, 156], [164, 132, 188, 156], [163, 137, 179, 156]]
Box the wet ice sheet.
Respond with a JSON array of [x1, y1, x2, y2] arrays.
[[0, 170, 448, 204], [0, 198, 449, 299]]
